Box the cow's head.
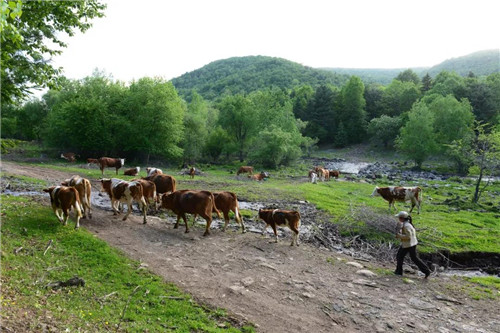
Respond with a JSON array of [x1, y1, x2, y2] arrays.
[[160, 192, 174, 209], [100, 178, 112, 192], [61, 179, 70, 186], [371, 186, 380, 197]]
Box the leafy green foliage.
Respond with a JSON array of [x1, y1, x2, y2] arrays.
[[396, 101, 438, 168], [367, 115, 402, 147], [1, 0, 106, 104], [338, 76, 367, 144], [171, 56, 349, 101]]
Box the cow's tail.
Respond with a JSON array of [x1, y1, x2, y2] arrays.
[[171, 177, 177, 192], [232, 192, 241, 222], [211, 193, 221, 219]]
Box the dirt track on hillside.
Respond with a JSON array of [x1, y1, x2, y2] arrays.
[[2, 161, 499, 333]]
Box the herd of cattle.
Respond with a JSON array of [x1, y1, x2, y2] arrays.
[[47, 155, 423, 245]]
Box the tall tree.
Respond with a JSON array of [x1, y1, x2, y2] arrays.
[[291, 85, 314, 121], [1, 0, 106, 104], [367, 115, 402, 147], [303, 85, 338, 143], [396, 101, 438, 168], [182, 91, 209, 165], [364, 83, 384, 120], [421, 73, 433, 93], [217, 94, 257, 162], [380, 80, 421, 116], [338, 76, 367, 144], [396, 69, 420, 85]]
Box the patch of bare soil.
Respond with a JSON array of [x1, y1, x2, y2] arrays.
[[1, 161, 499, 333]]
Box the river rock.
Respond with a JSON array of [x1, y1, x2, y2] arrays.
[[356, 269, 377, 277], [346, 261, 364, 268]]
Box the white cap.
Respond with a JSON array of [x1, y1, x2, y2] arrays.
[[395, 211, 409, 218]]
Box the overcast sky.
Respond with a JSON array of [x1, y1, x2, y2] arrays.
[[53, 0, 500, 84]]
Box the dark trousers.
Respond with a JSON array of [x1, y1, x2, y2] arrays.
[[395, 245, 431, 276]]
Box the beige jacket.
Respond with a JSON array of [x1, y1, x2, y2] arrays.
[[397, 221, 418, 248]]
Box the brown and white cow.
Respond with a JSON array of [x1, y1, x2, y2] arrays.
[[43, 186, 83, 229], [308, 170, 318, 184], [258, 209, 301, 246], [248, 171, 269, 181], [61, 175, 92, 219], [329, 170, 340, 179], [146, 167, 163, 177], [124, 167, 140, 176], [143, 173, 176, 203], [61, 152, 78, 162], [132, 178, 157, 210], [237, 166, 254, 176], [100, 178, 147, 224], [98, 157, 125, 175], [194, 191, 246, 233], [161, 190, 220, 236], [189, 167, 196, 179], [315, 167, 329, 181], [371, 186, 422, 214]]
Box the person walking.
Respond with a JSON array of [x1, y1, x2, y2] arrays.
[[394, 211, 431, 278]]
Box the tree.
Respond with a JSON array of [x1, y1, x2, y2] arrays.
[[427, 94, 474, 149], [338, 76, 367, 144], [249, 125, 301, 168], [396, 69, 420, 85], [367, 115, 402, 147], [428, 71, 466, 98], [364, 83, 384, 120], [421, 73, 433, 93], [181, 91, 209, 164], [290, 85, 314, 121], [380, 80, 421, 116], [217, 94, 257, 162], [1, 0, 106, 104], [304, 85, 338, 143], [396, 101, 438, 168]]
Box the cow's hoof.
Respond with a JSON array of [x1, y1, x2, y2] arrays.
[[185, 230, 190, 233], [89, 215, 92, 219], [122, 217, 127, 221], [143, 221, 147, 225], [203, 232, 210, 237], [174, 225, 179, 229]]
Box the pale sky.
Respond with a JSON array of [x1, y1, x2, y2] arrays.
[[52, 0, 500, 84]]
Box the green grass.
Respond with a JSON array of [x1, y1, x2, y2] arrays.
[[0, 195, 253, 332], [7, 160, 500, 254]]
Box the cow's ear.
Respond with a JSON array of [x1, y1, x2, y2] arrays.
[[42, 188, 50, 193]]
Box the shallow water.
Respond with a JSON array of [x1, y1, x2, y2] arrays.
[[325, 161, 371, 174]]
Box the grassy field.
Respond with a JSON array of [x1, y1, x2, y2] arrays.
[[11, 159, 500, 254], [1, 195, 253, 332]]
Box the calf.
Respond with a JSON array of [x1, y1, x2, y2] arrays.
[[100, 178, 147, 223], [329, 170, 340, 179], [146, 167, 163, 177], [161, 190, 220, 236], [189, 167, 196, 179], [61, 152, 77, 162], [61, 175, 92, 219], [98, 157, 125, 175], [237, 166, 254, 176], [194, 191, 246, 233], [124, 167, 140, 176], [132, 178, 157, 210], [258, 209, 301, 246], [249, 171, 269, 181], [371, 186, 422, 214], [43, 186, 83, 229], [308, 171, 318, 184]]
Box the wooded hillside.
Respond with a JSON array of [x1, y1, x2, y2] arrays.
[[171, 56, 349, 101]]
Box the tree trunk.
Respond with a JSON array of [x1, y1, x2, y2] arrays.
[[472, 155, 485, 203]]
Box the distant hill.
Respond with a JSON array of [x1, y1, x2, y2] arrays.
[[426, 49, 499, 77], [171, 56, 349, 101], [322, 49, 499, 84]]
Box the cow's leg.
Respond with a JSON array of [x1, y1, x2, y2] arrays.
[[174, 215, 181, 229], [201, 214, 212, 236], [192, 214, 198, 226], [271, 224, 279, 243], [54, 208, 64, 223], [182, 214, 190, 233], [235, 209, 246, 233], [289, 224, 300, 246], [62, 208, 70, 226], [222, 212, 230, 232], [262, 224, 269, 236], [122, 200, 132, 221], [140, 198, 147, 224]]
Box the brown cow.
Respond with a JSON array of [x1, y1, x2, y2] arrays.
[[124, 167, 140, 176], [100, 178, 147, 223], [43, 186, 83, 229], [132, 178, 157, 210], [371, 186, 422, 214], [98, 157, 125, 175], [237, 166, 254, 176], [249, 171, 269, 181], [161, 190, 220, 236], [143, 173, 176, 203], [328, 170, 340, 179], [194, 191, 246, 233], [61, 152, 78, 162], [258, 209, 301, 246], [146, 167, 163, 177], [189, 167, 196, 179], [87, 158, 99, 165], [315, 167, 329, 181], [61, 175, 92, 219]]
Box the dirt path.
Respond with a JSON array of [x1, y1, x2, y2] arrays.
[[2, 161, 499, 333]]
